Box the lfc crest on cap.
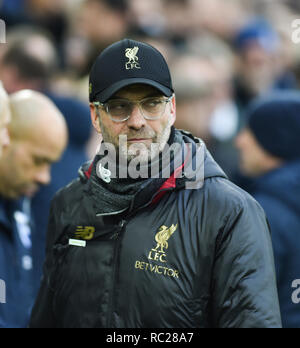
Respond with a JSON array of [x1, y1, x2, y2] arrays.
[[125, 47, 141, 70]]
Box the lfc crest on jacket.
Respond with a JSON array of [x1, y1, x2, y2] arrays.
[[148, 224, 177, 262], [134, 224, 180, 279]]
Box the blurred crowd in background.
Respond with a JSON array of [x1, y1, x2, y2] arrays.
[[1, 0, 300, 328], [1, 0, 300, 176]]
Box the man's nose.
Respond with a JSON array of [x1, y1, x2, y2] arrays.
[[35, 166, 51, 186], [126, 105, 146, 130]]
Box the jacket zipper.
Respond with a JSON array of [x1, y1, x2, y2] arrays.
[[95, 208, 127, 217], [106, 218, 126, 327], [103, 187, 176, 327]]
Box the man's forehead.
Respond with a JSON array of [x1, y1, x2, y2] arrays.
[[22, 134, 63, 163]]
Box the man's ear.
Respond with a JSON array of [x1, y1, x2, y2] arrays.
[[90, 103, 102, 133], [169, 95, 176, 126]]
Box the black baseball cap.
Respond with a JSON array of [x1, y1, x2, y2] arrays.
[[89, 38, 174, 103]]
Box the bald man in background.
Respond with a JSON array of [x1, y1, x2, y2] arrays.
[[0, 90, 67, 328]]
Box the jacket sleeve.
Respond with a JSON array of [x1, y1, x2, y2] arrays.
[[210, 194, 282, 328], [29, 198, 59, 328]]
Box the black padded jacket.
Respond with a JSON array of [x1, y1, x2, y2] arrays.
[[29, 130, 282, 328]]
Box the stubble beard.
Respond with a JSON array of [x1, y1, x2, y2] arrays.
[[99, 116, 173, 165]]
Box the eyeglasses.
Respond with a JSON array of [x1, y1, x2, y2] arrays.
[[93, 95, 173, 122]]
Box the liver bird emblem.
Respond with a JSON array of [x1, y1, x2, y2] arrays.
[[125, 47, 140, 69], [153, 224, 178, 253]]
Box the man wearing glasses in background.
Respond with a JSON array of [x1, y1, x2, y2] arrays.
[[30, 39, 281, 328]]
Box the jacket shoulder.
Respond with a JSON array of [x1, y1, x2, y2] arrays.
[[203, 176, 265, 216], [51, 178, 84, 212]]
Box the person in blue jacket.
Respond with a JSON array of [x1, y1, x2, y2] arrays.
[[0, 90, 67, 327], [235, 91, 300, 328]]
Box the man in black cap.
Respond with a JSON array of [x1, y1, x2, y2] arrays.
[[30, 39, 281, 328], [235, 91, 300, 328]]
